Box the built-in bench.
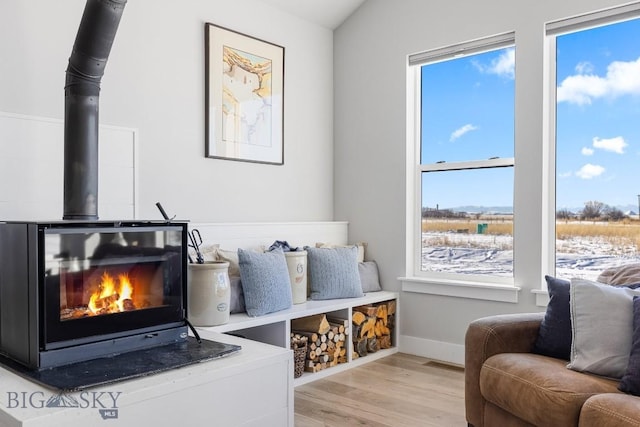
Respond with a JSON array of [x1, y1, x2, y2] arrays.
[[189, 222, 398, 385]]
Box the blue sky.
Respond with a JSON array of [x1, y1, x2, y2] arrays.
[[421, 18, 640, 212], [556, 18, 640, 211]]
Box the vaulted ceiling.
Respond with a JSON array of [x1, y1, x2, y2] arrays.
[[256, 0, 366, 29]]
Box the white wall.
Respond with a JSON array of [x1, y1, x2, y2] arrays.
[[333, 0, 632, 362], [5, 0, 632, 364], [0, 0, 334, 222]]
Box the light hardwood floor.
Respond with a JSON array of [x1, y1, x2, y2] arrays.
[[294, 353, 466, 426]]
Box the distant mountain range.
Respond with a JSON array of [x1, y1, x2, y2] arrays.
[[447, 205, 513, 214], [556, 204, 638, 215], [444, 204, 638, 215]]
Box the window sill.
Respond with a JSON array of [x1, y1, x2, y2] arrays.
[[400, 276, 520, 303], [532, 289, 549, 307]]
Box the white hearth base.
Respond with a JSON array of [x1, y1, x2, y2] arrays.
[[0, 331, 292, 427]]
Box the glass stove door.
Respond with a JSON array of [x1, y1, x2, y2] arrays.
[[42, 225, 186, 347]]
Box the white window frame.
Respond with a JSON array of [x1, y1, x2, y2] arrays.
[[539, 2, 640, 306], [402, 32, 520, 303]]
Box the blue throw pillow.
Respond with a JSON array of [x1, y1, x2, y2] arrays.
[[306, 246, 364, 300], [532, 275, 572, 360], [238, 248, 292, 317], [620, 296, 640, 395]]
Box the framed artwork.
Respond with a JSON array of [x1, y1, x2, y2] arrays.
[[205, 23, 284, 165]]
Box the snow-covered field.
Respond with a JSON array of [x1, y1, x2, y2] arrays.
[[422, 232, 640, 280]]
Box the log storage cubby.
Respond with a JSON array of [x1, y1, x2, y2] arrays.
[[198, 291, 398, 386], [352, 300, 396, 359], [291, 313, 349, 373]]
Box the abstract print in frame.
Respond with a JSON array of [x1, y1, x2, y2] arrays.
[[205, 23, 284, 165]]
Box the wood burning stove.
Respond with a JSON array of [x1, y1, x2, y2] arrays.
[[0, 220, 189, 369], [0, 2, 240, 389]]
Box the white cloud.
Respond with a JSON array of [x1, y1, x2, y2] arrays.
[[557, 74, 609, 105], [472, 48, 515, 79], [575, 163, 605, 179], [557, 57, 640, 105], [581, 147, 594, 156], [575, 61, 594, 74], [450, 124, 478, 142], [592, 136, 627, 154], [558, 171, 573, 178]]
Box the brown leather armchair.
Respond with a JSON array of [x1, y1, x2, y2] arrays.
[[465, 313, 543, 427], [465, 312, 640, 427]]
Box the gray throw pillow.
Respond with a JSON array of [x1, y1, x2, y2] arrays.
[[568, 278, 640, 378], [306, 246, 364, 300], [619, 296, 640, 395], [359, 261, 382, 293], [238, 248, 292, 317], [229, 275, 245, 314]]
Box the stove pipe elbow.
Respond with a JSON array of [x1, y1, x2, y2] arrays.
[[63, 0, 126, 220]]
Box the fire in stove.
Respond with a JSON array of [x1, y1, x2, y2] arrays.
[[59, 262, 166, 322], [60, 271, 140, 320], [88, 272, 135, 315]]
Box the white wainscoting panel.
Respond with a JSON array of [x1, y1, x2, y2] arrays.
[[188, 221, 349, 251], [0, 111, 137, 221]]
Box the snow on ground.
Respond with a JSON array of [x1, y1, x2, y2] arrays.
[[422, 232, 640, 280]]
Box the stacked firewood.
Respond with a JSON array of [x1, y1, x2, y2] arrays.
[[352, 300, 396, 359], [291, 314, 349, 373]]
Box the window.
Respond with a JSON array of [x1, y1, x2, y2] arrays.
[[408, 33, 515, 284], [547, 6, 640, 280]]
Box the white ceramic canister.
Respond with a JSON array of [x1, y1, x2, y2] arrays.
[[284, 250, 307, 304], [187, 261, 230, 326]]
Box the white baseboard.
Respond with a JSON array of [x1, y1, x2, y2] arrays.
[[399, 335, 465, 366]]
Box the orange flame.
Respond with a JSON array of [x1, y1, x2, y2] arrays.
[[88, 271, 135, 315]]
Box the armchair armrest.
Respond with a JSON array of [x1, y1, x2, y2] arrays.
[[465, 312, 544, 427]]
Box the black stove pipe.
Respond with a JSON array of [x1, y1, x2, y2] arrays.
[[63, 0, 126, 220]]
